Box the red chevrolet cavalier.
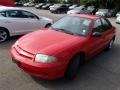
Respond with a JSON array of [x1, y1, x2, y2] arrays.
[[10, 14, 116, 80]]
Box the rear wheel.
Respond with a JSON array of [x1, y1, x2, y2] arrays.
[[45, 23, 52, 28], [65, 54, 84, 80], [0, 29, 9, 43], [105, 38, 115, 51], [56, 10, 60, 14]]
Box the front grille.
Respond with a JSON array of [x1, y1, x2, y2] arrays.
[[14, 45, 34, 59]]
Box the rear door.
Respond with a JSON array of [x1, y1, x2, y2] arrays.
[[100, 18, 115, 47], [20, 10, 44, 32]]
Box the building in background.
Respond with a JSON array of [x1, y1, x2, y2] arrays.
[[0, 0, 15, 6]]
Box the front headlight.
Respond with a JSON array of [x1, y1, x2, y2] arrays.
[[35, 54, 57, 63]]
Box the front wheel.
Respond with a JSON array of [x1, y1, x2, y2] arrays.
[[56, 10, 60, 14], [65, 55, 83, 80], [0, 29, 9, 43], [45, 23, 52, 28]]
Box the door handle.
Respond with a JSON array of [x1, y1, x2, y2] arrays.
[[5, 21, 11, 23], [26, 22, 31, 23]]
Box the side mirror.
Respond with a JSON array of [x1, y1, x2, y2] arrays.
[[36, 16, 40, 20], [92, 32, 102, 37]]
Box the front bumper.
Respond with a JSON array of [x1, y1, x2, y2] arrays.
[[10, 46, 67, 80]]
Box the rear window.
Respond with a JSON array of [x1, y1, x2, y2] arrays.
[[0, 11, 6, 17]]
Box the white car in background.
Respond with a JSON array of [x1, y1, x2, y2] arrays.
[[69, 4, 78, 10], [67, 6, 85, 14], [116, 11, 120, 17], [116, 16, 120, 24], [0, 7, 53, 42], [23, 2, 34, 7]]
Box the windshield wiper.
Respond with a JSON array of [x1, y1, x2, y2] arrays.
[[51, 27, 74, 35]]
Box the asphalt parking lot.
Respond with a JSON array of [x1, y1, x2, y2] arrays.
[[0, 7, 120, 90]]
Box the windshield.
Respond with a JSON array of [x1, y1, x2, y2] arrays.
[[39, 3, 44, 5], [50, 16, 92, 36], [98, 9, 108, 12], [72, 5, 77, 7], [118, 12, 120, 14], [54, 4, 61, 7], [46, 4, 50, 6], [73, 6, 84, 11], [87, 7, 94, 11]]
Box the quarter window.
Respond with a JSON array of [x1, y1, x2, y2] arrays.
[[21, 11, 38, 19], [101, 18, 109, 26], [0, 11, 7, 17]]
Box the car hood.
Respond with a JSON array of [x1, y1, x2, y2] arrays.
[[69, 6, 76, 8], [39, 16, 53, 23], [16, 29, 86, 55], [67, 10, 80, 14]]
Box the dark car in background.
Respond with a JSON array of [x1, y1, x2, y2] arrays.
[[42, 3, 53, 10], [35, 3, 45, 9], [50, 4, 69, 13]]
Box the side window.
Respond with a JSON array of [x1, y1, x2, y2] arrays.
[[94, 19, 102, 28], [93, 19, 103, 33], [62, 5, 66, 7], [101, 18, 112, 31], [7, 10, 22, 18], [21, 11, 38, 19], [0, 11, 7, 17]]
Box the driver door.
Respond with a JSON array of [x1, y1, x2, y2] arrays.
[[87, 19, 105, 58]]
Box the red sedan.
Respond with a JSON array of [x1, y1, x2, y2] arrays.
[[10, 14, 116, 80]]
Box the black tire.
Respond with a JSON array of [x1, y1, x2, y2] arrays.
[[65, 54, 83, 80], [56, 10, 60, 14], [105, 38, 115, 51], [0, 28, 9, 43], [45, 23, 52, 28], [63, 10, 67, 14]]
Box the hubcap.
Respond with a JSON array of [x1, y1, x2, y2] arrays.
[[0, 30, 7, 42], [109, 40, 114, 49]]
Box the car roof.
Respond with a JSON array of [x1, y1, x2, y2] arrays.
[[0, 6, 29, 12], [71, 14, 101, 20]]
